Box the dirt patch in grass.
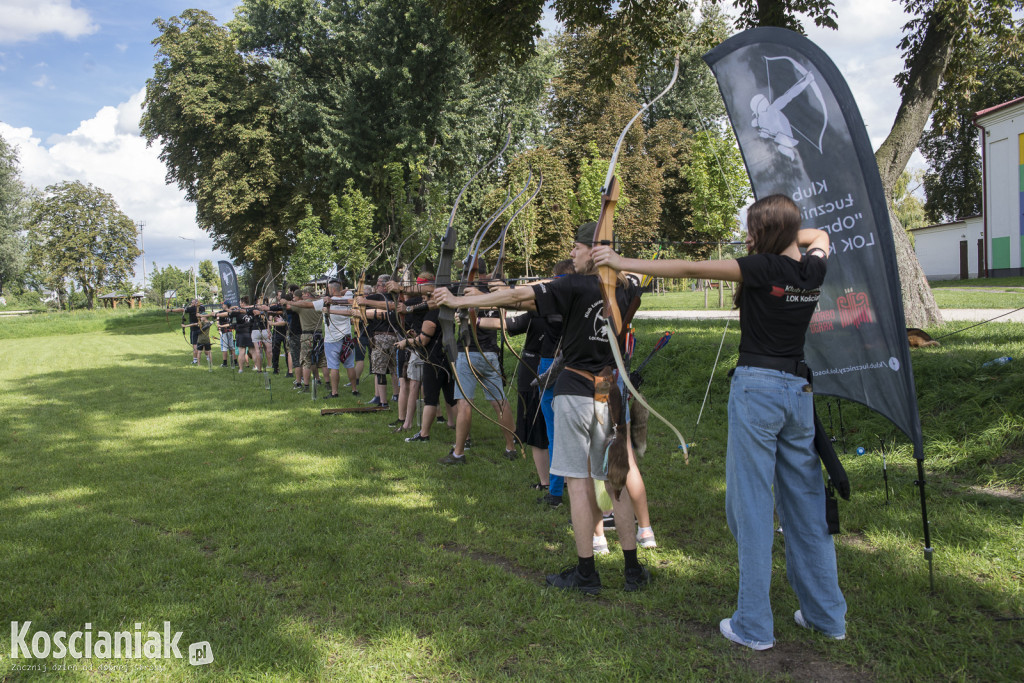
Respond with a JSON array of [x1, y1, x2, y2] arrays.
[[442, 542, 535, 580], [742, 641, 871, 682], [443, 543, 873, 681], [838, 532, 880, 554], [991, 447, 1024, 466], [964, 484, 1023, 501]]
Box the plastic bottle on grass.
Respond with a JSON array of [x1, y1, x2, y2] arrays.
[[982, 356, 1012, 368]]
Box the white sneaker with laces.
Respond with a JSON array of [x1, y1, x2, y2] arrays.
[[593, 535, 610, 555], [719, 618, 773, 651], [794, 610, 845, 640]]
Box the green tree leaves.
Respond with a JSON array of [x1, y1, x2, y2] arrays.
[[0, 133, 31, 295], [28, 181, 141, 310]]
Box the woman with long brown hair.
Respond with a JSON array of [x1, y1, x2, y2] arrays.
[[593, 194, 846, 650]]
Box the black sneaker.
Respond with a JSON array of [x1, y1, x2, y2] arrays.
[[387, 419, 403, 428], [405, 433, 429, 443], [285, 372, 293, 378], [438, 450, 466, 465], [464, 438, 472, 449], [602, 513, 616, 531], [379, 403, 390, 410], [545, 565, 601, 595], [391, 393, 399, 403], [221, 362, 228, 367], [273, 369, 279, 374], [437, 416, 446, 423], [623, 564, 651, 592], [537, 493, 563, 509], [504, 448, 518, 460], [367, 396, 381, 406], [351, 389, 360, 396], [325, 393, 339, 400]]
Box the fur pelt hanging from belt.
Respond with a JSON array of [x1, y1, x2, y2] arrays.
[[605, 394, 649, 499]]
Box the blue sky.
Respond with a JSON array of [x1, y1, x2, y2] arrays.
[[1, 2, 234, 141], [0, 0, 920, 285]]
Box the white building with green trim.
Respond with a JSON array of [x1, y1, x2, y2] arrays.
[[911, 96, 1024, 280]]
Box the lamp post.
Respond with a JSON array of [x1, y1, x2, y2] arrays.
[[179, 236, 197, 300]]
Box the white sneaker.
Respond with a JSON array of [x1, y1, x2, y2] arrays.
[[794, 610, 845, 640], [637, 527, 657, 549], [593, 536, 610, 555], [719, 618, 773, 651]]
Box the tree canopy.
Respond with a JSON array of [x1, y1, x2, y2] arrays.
[[0, 133, 31, 296], [28, 181, 141, 310], [920, 28, 1024, 223], [142, 0, 746, 282]]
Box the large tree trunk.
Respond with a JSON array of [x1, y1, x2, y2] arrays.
[[889, 207, 942, 326], [873, 11, 955, 328]]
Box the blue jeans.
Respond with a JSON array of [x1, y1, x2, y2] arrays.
[[539, 357, 563, 497], [726, 367, 846, 645]]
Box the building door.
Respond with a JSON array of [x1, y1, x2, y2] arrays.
[[978, 238, 985, 278], [960, 240, 969, 280]]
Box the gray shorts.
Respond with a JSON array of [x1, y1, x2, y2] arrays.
[[406, 353, 425, 382], [454, 351, 504, 402], [550, 393, 611, 481]]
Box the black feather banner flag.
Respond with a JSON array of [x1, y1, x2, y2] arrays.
[[704, 27, 933, 587], [218, 261, 240, 307]]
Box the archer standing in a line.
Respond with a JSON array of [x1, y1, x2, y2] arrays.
[[593, 194, 846, 649], [168, 298, 206, 364], [217, 301, 236, 368], [434, 222, 648, 594]]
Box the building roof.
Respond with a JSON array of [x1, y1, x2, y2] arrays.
[[975, 95, 1024, 121], [909, 215, 982, 232]]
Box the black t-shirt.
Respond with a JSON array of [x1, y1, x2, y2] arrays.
[[366, 293, 399, 335], [532, 273, 639, 397], [217, 308, 233, 331], [184, 304, 206, 324], [420, 308, 446, 363], [287, 306, 302, 335], [252, 308, 269, 331], [232, 307, 255, 335], [403, 296, 425, 336], [461, 309, 500, 354], [736, 253, 827, 358], [540, 313, 562, 358], [505, 312, 548, 357]]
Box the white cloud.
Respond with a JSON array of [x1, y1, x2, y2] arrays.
[[805, 0, 912, 154], [0, 0, 98, 44], [31, 74, 50, 88], [0, 89, 220, 279]]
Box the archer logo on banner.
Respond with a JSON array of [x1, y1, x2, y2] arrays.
[[750, 55, 828, 161]]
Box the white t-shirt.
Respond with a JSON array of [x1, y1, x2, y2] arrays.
[[314, 294, 352, 342]]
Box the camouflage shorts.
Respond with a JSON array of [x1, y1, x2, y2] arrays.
[[370, 333, 398, 375], [300, 333, 327, 369]]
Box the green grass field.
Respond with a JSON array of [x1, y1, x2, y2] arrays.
[[0, 310, 1021, 681]]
